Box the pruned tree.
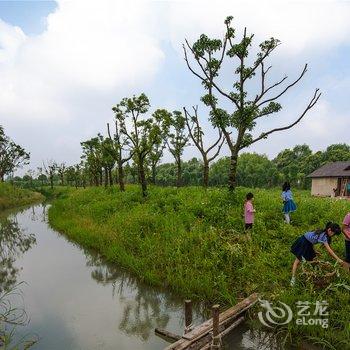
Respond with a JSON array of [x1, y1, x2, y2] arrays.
[[148, 142, 166, 185], [163, 110, 189, 187], [107, 114, 134, 191], [37, 167, 47, 186], [65, 166, 76, 187], [183, 16, 321, 190], [81, 137, 103, 186], [0, 126, 30, 181], [98, 134, 116, 187], [112, 94, 167, 197], [43, 160, 57, 189], [57, 162, 66, 186], [183, 106, 224, 187]]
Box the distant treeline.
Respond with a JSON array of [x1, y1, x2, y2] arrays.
[[10, 143, 350, 190]]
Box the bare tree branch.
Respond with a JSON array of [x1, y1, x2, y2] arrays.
[[258, 64, 308, 107], [247, 89, 321, 149]]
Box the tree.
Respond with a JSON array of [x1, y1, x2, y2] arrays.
[[65, 166, 77, 187], [236, 153, 279, 188], [183, 106, 224, 187], [37, 167, 47, 186], [209, 157, 230, 186], [112, 94, 166, 196], [163, 110, 189, 187], [81, 137, 103, 186], [98, 134, 116, 187], [183, 16, 321, 190], [43, 160, 57, 189], [323, 144, 350, 162], [107, 115, 134, 191], [0, 126, 30, 181], [274, 144, 313, 188], [182, 158, 203, 186], [57, 162, 67, 185], [148, 142, 165, 185]]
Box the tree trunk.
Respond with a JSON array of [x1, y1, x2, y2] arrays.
[[99, 170, 103, 186], [115, 168, 119, 186], [138, 157, 147, 197], [203, 159, 209, 188], [50, 176, 54, 189], [228, 150, 239, 191], [108, 167, 113, 186], [176, 159, 182, 187], [152, 163, 156, 185], [118, 162, 125, 192], [104, 167, 108, 187]]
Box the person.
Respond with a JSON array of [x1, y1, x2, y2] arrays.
[[290, 222, 343, 286], [281, 182, 297, 224], [342, 212, 350, 263], [244, 192, 255, 230]]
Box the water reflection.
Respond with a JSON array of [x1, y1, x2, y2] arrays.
[[85, 252, 202, 341], [0, 213, 36, 292]]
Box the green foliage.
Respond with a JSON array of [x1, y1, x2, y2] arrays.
[[209, 153, 280, 188], [112, 94, 169, 195], [273, 143, 350, 188], [49, 185, 350, 348], [156, 158, 203, 186], [0, 183, 43, 210], [0, 126, 30, 182]]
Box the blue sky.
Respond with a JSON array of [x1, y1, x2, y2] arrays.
[[0, 1, 56, 34], [0, 0, 349, 174]]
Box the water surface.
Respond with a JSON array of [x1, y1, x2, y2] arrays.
[[0, 204, 280, 349]]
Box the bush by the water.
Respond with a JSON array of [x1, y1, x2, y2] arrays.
[[48, 185, 350, 348], [0, 183, 43, 210]]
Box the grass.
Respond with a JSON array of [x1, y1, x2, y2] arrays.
[[0, 183, 43, 211], [48, 185, 350, 349]]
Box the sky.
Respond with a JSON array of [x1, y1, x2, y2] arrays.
[[0, 0, 350, 175]]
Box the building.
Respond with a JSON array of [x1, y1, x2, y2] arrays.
[[308, 161, 350, 197]]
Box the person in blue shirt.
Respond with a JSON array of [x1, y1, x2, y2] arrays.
[[281, 182, 297, 224], [290, 222, 344, 286]]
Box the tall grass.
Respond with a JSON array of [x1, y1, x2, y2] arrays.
[[0, 183, 43, 211], [48, 185, 350, 348]]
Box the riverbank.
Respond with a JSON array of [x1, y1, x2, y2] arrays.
[[0, 183, 43, 210], [48, 185, 350, 348]]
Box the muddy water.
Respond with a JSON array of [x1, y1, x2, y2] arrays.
[[0, 204, 277, 350]]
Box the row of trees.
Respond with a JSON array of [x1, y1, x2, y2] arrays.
[[2, 17, 324, 193], [74, 17, 321, 195], [11, 143, 350, 190]]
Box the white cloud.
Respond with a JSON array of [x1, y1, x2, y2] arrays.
[[0, 0, 164, 123], [167, 0, 350, 55]]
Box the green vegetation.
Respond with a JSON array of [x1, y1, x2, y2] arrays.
[[0, 126, 30, 182], [11, 143, 350, 193], [0, 183, 43, 210], [49, 185, 350, 348]]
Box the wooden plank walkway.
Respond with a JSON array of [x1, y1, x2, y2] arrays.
[[159, 293, 258, 350]]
